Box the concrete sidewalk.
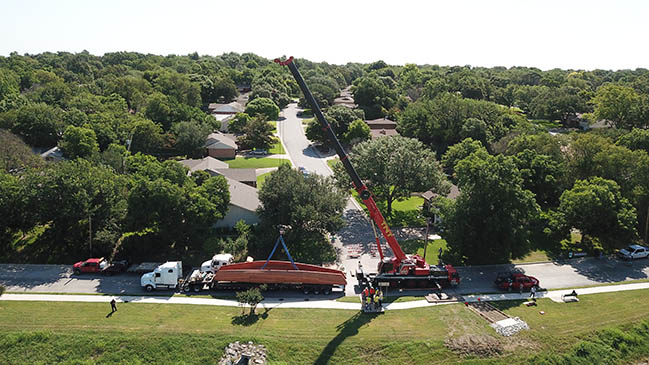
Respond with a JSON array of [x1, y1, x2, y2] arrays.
[[2, 281, 649, 310]]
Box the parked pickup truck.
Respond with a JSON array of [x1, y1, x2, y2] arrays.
[[495, 272, 539, 292], [617, 245, 649, 260], [73, 258, 129, 275]]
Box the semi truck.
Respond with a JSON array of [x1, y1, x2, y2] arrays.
[[275, 56, 460, 290], [140, 261, 183, 292]]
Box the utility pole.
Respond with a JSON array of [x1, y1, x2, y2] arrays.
[[645, 205, 649, 244], [89, 215, 92, 256]]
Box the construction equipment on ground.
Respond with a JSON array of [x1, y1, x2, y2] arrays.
[[275, 56, 460, 290]]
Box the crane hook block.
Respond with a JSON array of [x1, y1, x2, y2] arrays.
[[273, 56, 294, 66]]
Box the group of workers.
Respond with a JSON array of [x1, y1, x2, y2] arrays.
[[361, 285, 383, 311]]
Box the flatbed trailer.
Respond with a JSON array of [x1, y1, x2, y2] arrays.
[[181, 260, 346, 294]]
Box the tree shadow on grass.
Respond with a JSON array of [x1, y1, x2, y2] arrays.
[[313, 311, 380, 365], [231, 307, 273, 327]]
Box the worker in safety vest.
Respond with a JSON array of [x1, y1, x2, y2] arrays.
[[373, 294, 380, 310], [369, 286, 375, 297], [377, 288, 383, 306], [365, 294, 371, 310]]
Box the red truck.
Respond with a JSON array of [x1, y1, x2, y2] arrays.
[[73, 258, 128, 275], [495, 272, 539, 292]]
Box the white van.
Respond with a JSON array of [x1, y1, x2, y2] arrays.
[[140, 261, 183, 291]]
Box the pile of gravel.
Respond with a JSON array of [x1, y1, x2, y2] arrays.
[[219, 341, 267, 365], [490, 317, 529, 337]]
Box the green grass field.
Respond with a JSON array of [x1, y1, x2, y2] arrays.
[[3, 289, 649, 363], [256, 171, 273, 189], [225, 157, 289, 169], [268, 138, 285, 155]]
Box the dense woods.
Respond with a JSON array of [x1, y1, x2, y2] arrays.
[[1, 51, 649, 265]]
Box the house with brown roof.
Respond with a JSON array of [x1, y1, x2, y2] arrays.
[[364, 118, 400, 139], [421, 184, 460, 224], [205, 132, 237, 159]]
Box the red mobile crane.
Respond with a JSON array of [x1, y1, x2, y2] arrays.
[[275, 57, 459, 289]]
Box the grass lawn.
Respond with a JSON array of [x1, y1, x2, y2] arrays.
[[225, 157, 290, 169], [530, 119, 562, 129], [3, 289, 649, 363], [351, 190, 425, 227], [268, 121, 278, 134], [511, 249, 551, 264], [256, 171, 273, 189], [268, 137, 285, 154], [0, 300, 489, 364]]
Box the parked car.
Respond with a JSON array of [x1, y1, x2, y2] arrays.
[[617, 245, 649, 260], [495, 272, 539, 292], [250, 149, 268, 156], [73, 258, 129, 275]]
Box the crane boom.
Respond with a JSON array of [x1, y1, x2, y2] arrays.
[[274, 56, 407, 262]]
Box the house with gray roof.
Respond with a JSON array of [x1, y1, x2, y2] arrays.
[[179, 156, 229, 173], [205, 132, 238, 159], [178, 158, 261, 228], [208, 101, 244, 115], [215, 176, 261, 228]]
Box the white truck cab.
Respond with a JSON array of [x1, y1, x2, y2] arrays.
[[141, 261, 183, 292], [200, 253, 234, 274]]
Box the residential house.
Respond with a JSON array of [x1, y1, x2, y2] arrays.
[[40, 146, 65, 162], [178, 158, 261, 228], [213, 168, 257, 188], [364, 118, 400, 139], [179, 156, 229, 174], [333, 86, 357, 109], [421, 184, 460, 225], [205, 132, 237, 159], [208, 101, 245, 132], [215, 176, 261, 228]]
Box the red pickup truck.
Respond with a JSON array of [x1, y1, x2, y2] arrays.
[[73, 258, 128, 275]]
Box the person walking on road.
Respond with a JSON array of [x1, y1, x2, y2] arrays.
[[530, 286, 537, 301], [110, 299, 117, 312]]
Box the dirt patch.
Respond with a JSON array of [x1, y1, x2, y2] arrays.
[[445, 335, 503, 357]]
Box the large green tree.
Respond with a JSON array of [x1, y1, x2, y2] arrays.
[[11, 103, 64, 147], [254, 164, 346, 264], [352, 76, 397, 119], [592, 84, 647, 129], [333, 136, 448, 216], [59, 125, 99, 159], [244, 97, 280, 121], [171, 121, 210, 158], [237, 116, 274, 150], [440, 150, 540, 264], [558, 177, 637, 251]]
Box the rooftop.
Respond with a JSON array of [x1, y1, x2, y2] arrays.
[[205, 132, 238, 150], [179, 156, 229, 173], [224, 176, 261, 212]]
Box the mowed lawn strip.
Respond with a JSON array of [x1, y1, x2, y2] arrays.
[[225, 157, 289, 168], [0, 301, 486, 364], [3, 289, 649, 363]]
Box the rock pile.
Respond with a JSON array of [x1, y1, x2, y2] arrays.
[[490, 317, 529, 337], [219, 341, 267, 365]]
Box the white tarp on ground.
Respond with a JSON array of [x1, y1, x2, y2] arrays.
[[490, 317, 529, 336]]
